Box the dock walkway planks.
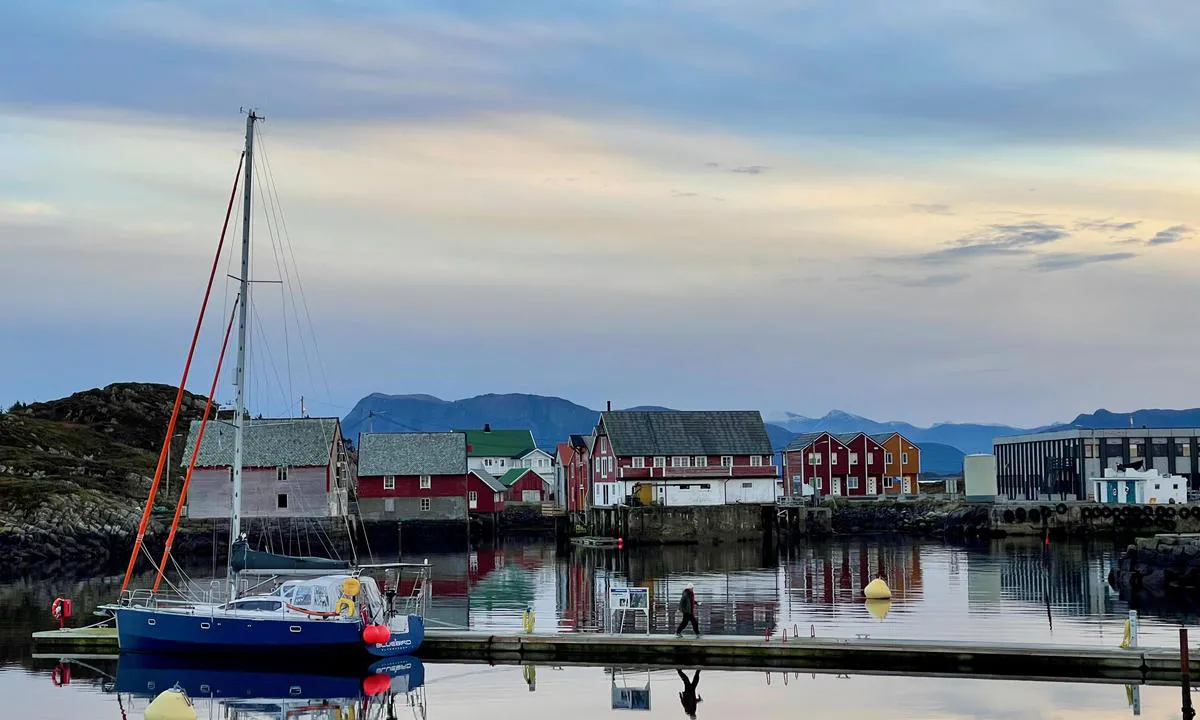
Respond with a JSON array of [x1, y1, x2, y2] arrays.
[[31, 627, 1193, 683]]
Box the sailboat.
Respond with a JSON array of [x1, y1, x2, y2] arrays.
[[101, 111, 428, 658]]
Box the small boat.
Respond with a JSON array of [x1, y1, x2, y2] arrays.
[[101, 111, 428, 658]]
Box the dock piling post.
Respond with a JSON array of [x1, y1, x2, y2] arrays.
[[1182, 628, 1194, 720], [1130, 610, 1138, 649]]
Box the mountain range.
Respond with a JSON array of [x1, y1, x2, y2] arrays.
[[343, 393, 1200, 477]]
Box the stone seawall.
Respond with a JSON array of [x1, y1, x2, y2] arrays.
[[1109, 534, 1200, 594], [590, 505, 770, 545]]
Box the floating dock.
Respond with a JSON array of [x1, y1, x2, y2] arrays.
[[31, 627, 1195, 683]]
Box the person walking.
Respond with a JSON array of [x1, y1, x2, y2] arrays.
[[675, 582, 700, 638]]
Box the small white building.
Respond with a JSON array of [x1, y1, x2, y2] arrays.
[[1090, 467, 1188, 505]]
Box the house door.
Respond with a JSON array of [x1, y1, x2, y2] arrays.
[[903, 477, 912, 494], [1106, 481, 1118, 503], [831, 478, 841, 496], [868, 477, 877, 495], [602, 485, 609, 505], [1125, 482, 1137, 504]]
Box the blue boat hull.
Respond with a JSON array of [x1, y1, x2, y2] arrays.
[[114, 608, 424, 657]]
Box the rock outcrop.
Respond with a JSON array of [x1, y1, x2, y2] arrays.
[[1109, 534, 1200, 595], [829, 501, 993, 538]]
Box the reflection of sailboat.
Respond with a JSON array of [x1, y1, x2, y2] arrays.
[[110, 653, 426, 719]]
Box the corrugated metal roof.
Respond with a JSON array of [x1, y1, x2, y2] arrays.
[[358, 432, 466, 476], [184, 417, 339, 468], [456, 428, 536, 458], [497, 467, 541, 488], [470, 468, 507, 493], [601, 411, 773, 456]]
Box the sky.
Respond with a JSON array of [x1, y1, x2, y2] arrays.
[[3, 1, 1200, 427]]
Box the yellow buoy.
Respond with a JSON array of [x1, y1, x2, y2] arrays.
[[341, 577, 362, 597], [863, 577, 892, 600], [145, 686, 196, 720], [864, 598, 892, 620]]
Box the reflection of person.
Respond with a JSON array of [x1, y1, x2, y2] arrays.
[[675, 583, 700, 638], [677, 669, 702, 718]]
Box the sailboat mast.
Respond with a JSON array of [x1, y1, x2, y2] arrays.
[[230, 109, 261, 593]]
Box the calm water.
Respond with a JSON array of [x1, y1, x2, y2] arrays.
[[4, 536, 1200, 719]]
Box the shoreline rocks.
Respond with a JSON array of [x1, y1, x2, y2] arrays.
[[1109, 534, 1200, 595]]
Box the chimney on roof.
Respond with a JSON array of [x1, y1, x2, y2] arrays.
[[484, 423, 491, 432], [606, 400, 611, 412]]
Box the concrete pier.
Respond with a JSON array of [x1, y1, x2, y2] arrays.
[[31, 627, 1196, 682]]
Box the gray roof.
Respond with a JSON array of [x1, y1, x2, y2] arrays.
[[470, 468, 506, 493], [185, 417, 339, 468], [870, 432, 900, 444], [358, 432, 466, 476], [601, 411, 772, 456], [785, 432, 825, 451]]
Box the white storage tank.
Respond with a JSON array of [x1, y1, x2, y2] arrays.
[[964, 454, 998, 502]]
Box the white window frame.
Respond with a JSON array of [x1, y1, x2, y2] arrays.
[[694, 455, 708, 467], [420, 475, 431, 489], [721, 456, 733, 467], [277, 466, 289, 482], [653, 456, 666, 468], [901, 452, 909, 464], [849, 453, 859, 466], [808, 453, 821, 465], [830, 453, 838, 464], [420, 498, 431, 512], [468, 490, 478, 503], [672, 456, 690, 467], [383, 475, 395, 491], [885, 451, 894, 464], [884, 477, 895, 489], [848, 476, 860, 490], [384, 498, 395, 512], [867, 453, 874, 466], [750, 455, 763, 467], [632, 457, 645, 468]]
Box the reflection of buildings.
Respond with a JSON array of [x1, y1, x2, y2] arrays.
[[966, 540, 1115, 617], [556, 545, 783, 635], [783, 541, 924, 607]]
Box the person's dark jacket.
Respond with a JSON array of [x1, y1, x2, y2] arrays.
[[678, 588, 696, 615]]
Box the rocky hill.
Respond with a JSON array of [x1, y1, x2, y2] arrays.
[[0, 383, 208, 577]]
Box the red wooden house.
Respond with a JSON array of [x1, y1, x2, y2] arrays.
[[499, 467, 545, 503], [356, 431, 468, 521], [466, 468, 506, 514], [783, 432, 852, 498], [838, 433, 888, 496], [555, 434, 591, 515]]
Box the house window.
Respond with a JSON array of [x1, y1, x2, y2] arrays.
[[694, 456, 708, 467], [1155, 483, 1161, 490], [815, 478, 823, 489], [808, 453, 821, 465], [699, 484, 711, 489], [1178, 443, 1191, 457], [849, 453, 859, 466], [607, 456, 614, 474], [885, 452, 894, 464], [1086, 443, 1099, 458], [901, 452, 909, 464], [494, 493, 501, 502], [277, 493, 288, 509], [1130, 442, 1142, 458], [742, 482, 753, 488], [721, 456, 733, 467], [653, 456, 666, 468], [383, 475, 395, 490], [384, 498, 395, 512], [672, 456, 690, 467], [468, 490, 478, 503], [830, 453, 838, 464], [420, 475, 431, 489], [485, 458, 493, 467], [885, 477, 895, 489], [751, 455, 763, 467], [632, 457, 645, 468], [1173, 484, 1180, 490], [277, 466, 289, 482], [867, 453, 874, 466], [848, 477, 860, 490], [420, 498, 431, 512]]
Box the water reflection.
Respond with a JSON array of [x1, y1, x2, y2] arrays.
[[676, 669, 701, 719]]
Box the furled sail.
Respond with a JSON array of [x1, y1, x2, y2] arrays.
[[229, 540, 350, 573]]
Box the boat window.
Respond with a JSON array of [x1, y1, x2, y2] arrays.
[[225, 599, 283, 611], [292, 586, 314, 607]]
